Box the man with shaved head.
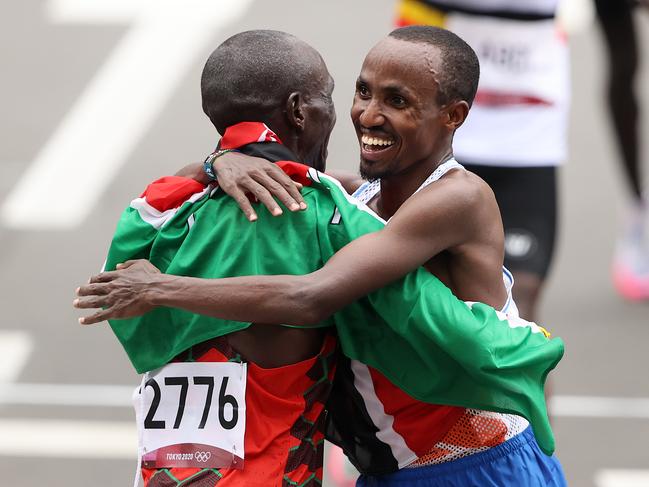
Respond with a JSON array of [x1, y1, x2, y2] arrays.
[[91, 30, 340, 486], [76, 27, 565, 486]]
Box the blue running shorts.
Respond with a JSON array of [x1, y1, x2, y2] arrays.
[[356, 427, 566, 487]]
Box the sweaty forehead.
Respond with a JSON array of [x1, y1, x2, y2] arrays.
[[361, 38, 442, 96]]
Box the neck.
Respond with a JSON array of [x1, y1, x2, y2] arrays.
[[260, 116, 303, 160], [279, 133, 303, 162], [376, 146, 453, 219]]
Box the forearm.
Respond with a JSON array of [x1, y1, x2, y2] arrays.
[[149, 273, 327, 326], [175, 162, 211, 185]]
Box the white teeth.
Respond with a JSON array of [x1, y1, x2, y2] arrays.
[[361, 135, 394, 147]]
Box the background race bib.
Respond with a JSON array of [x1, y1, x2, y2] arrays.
[[134, 362, 247, 469]]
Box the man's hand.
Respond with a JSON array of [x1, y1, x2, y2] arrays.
[[212, 151, 306, 222], [74, 260, 163, 325]]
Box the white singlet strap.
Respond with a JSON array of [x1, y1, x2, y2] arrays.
[[352, 180, 380, 205], [352, 158, 465, 206], [413, 159, 464, 195]]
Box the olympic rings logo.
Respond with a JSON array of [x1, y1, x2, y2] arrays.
[[195, 451, 212, 463]]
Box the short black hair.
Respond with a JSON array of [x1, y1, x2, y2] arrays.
[[201, 30, 322, 133], [389, 25, 480, 107]]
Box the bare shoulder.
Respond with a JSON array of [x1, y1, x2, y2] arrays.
[[415, 168, 495, 214], [391, 167, 500, 242], [455, 168, 498, 212], [438, 169, 503, 242]]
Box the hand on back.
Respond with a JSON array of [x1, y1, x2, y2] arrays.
[[210, 152, 306, 221]]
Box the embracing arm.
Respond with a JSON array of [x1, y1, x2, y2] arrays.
[[76, 177, 481, 325]]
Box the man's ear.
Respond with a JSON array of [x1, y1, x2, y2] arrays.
[[286, 92, 306, 132], [445, 100, 470, 131]]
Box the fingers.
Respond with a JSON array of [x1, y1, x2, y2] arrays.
[[261, 166, 307, 211], [246, 180, 285, 217], [219, 182, 258, 221], [212, 154, 307, 218], [116, 260, 140, 269], [88, 271, 119, 284], [74, 292, 116, 325], [73, 295, 109, 309], [116, 259, 160, 273], [76, 283, 110, 296], [78, 308, 115, 325]]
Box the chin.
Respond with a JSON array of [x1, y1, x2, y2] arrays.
[[359, 165, 380, 182], [359, 159, 389, 181]]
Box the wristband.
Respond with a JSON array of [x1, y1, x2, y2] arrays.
[[203, 149, 239, 181]]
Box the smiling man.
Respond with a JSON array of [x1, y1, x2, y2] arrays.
[[76, 27, 565, 486]]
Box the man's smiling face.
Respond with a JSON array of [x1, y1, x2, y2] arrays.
[[351, 37, 449, 181]]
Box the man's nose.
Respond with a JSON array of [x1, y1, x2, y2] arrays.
[[359, 98, 385, 128]]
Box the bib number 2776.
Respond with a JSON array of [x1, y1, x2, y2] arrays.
[[135, 362, 247, 470]]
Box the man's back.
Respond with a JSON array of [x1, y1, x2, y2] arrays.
[[107, 151, 343, 486], [228, 324, 326, 368], [104, 167, 339, 371]]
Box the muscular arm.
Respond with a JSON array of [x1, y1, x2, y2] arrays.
[[77, 175, 483, 325]]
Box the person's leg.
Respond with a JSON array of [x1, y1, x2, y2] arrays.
[[463, 164, 558, 323], [596, 0, 649, 300], [595, 0, 641, 199]]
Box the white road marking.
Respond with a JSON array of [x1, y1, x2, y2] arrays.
[[0, 391, 648, 462], [2, 384, 649, 421], [0, 419, 136, 459], [595, 470, 649, 487], [0, 383, 134, 407], [550, 395, 649, 419], [0, 331, 33, 383], [0, 0, 253, 229]]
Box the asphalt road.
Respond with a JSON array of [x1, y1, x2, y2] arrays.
[[0, 1, 648, 486]]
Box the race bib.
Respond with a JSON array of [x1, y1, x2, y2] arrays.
[[134, 362, 247, 470]]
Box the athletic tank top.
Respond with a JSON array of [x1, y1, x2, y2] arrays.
[[325, 160, 528, 475], [396, 0, 569, 167]]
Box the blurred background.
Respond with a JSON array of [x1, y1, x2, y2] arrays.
[[0, 0, 648, 485]]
